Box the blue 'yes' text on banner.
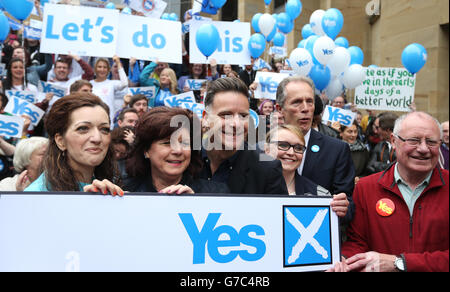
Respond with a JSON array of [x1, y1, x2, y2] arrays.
[[4, 97, 45, 126], [179, 213, 266, 264], [322, 106, 357, 127]]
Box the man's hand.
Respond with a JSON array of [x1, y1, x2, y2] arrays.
[[330, 193, 349, 218], [345, 252, 397, 272]]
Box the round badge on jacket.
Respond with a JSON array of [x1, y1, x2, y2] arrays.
[[376, 198, 395, 217]]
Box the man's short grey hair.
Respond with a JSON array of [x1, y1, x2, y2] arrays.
[[393, 111, 443, 139], [276, 75, 315, 109], [13, 137, 48, 173]]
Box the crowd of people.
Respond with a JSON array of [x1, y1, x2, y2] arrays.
[[0, 1, 448, 272]]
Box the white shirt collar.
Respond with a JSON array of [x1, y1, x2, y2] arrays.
[[297, 129, 312, 175]]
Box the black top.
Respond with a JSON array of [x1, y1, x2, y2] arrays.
[[124, 172, 230, 194], [200, 148, 288, 195], [294, 173, 331, 197]]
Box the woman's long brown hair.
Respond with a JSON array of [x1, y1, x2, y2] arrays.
[[43, 93, 120, 191]]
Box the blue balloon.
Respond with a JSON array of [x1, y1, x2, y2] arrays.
[[161, 13, 170, 20], [334, 36, 349, 48], [210, 0, 227, 9], [1, 0, 34, 21], [285, 0, 302, 20], [196, 23, 220, 58], [264, 0, 272, 5], [402, 43, 427, 74], [301, 24, 314, 39], [105, 2, 115, 9], [169, 13, 178, 21], [122, 7, 132, 15], [305, 35, 320, 65], [322, 8, 344, 40], [297, 39, 307, 48], [266, 25, 277, 42], [252, 13, 262, 33], [276, 12, 291, 33], [233, 19, 241, 23], [0, 11, 10, 42], [248, 33, 266, 58], [273, 32, 285, 47], [348, 46, 364, 65], [309, 64, 331, 91]]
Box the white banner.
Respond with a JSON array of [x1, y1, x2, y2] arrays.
[[189, 21, 251, 65], [164, 91, 197, 108], [4, 96, 46, 127], [128, 86, 157, 100], [40, 4, 182, 63], [40, 4, 119, 57], [116, 14, 182, 64], [354, 67, 416, 112], [254, 72, 290, 100], [321, 105, 357, 127], [185, 79, 208, 91], [0, 115, 25, 139], [0, 193, 340, 272], [5, 90, 39, 104]]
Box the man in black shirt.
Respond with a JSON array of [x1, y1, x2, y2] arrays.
[[200, 77, 287, 195]]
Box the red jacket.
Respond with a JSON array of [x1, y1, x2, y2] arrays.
[[342, 164, 449, 272]]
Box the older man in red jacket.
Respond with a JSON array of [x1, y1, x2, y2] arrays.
[[329, 111, 449, 272]]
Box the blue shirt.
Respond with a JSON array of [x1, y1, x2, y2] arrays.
[[25, 174, 90, 192], [394, 163, 432, 216]]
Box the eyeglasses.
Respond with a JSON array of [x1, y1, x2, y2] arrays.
[[271, 141, 306, 154], [395, 135, 441, 148]]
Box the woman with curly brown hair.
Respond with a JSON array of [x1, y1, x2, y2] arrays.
[[25, 93, 123, 196], [124, 107, 228, 194]]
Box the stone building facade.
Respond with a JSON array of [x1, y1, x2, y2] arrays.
[[214, 0, 449, 122]]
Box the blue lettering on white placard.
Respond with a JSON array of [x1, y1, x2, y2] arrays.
[[40, 81, 66, 98], [132, 25, 166, 49], [4, 97, 45, 126], [216, 30, 243, 53], [0, 120, 21, 137], [326, 106, 354, 127], [129, 87, 156, 99], [179, 213, 266, 264], [283, 206, 332, 267], [5, 91, 38, 104], [186, 79, 207, 91], [258, 76, 278, 94], [45, 15, 114, 44]]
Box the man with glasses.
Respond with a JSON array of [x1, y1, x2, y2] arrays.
[[367, 112, 398, 174], [329, 111, 449, 272]]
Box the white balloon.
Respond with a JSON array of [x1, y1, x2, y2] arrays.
[[310, 10, 325, 36], [340, 64, 366, 89], [258, 13, 276, 38], [325, 77, 344, 100], [313, 36, 336, 65], [327, 46, 351, 77], [289, 48, 313, 76]]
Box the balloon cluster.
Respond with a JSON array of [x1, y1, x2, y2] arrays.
[[289, 7, 366, 96], [248, 0, 302, 59], [0, 0, 35, 43]]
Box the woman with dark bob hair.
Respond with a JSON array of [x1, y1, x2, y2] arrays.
[[25, 93, 124, 196], [124, 107, 228, 194]]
